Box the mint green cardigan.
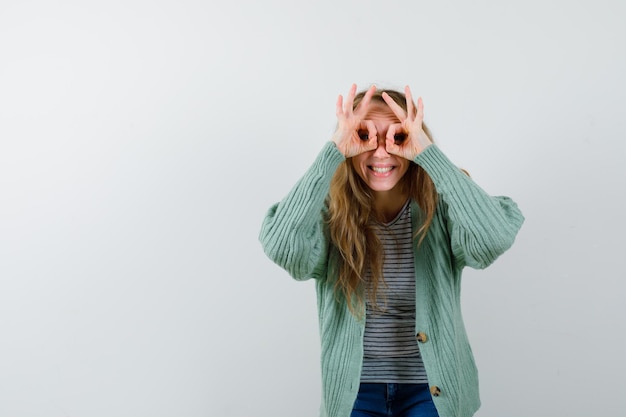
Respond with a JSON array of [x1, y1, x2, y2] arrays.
[[259, 142, 524, 417]]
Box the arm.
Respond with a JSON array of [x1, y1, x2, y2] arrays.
[[259, 142, 344, 280], [382, 86, 524, 269], [260, 84, 379, 280], [416, 145, 524, 269]]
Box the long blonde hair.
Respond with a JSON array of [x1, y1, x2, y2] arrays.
[[327, 88, 438, 317]]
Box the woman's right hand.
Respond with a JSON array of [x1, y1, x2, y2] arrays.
[[331, 84, 378, 158]]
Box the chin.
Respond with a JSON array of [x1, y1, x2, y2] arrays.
[[366, 181, 402, 192]]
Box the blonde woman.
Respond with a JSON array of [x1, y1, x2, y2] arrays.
[[259, 84, 524, 417]]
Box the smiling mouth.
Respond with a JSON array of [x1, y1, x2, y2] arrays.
[[370, 166, 394, 173]]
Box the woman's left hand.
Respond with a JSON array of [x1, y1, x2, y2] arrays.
[[382, 85, 433, 161]]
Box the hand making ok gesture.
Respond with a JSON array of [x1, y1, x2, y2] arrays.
[[382, 85, 433, 161], [331, 84, 379, 158]]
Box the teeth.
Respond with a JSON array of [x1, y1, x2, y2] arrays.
[[372, 166, 392, 173]]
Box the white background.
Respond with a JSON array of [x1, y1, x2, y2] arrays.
[[1, 0, 625, 416]]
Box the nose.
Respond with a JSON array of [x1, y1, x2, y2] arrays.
[[372, 136, 390, 158]]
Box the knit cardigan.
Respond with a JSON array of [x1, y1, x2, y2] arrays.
[[259, 142, 524, 417]]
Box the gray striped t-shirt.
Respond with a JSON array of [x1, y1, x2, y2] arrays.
[[361, 200, 428, 383]]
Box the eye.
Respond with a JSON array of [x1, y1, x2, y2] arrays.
[[393, 133, 407, 143], [358, 131, 369, 141]]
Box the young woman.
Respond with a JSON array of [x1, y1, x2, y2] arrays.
[[259, 84, 524, 417]]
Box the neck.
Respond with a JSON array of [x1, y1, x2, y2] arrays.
[[372, 189, 409, 223]]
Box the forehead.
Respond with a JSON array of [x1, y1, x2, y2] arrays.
[[364, 102, 400, 122]]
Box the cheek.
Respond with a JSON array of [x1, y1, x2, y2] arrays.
[[351, 157, 366, 177], [397, 161, 411, 179]]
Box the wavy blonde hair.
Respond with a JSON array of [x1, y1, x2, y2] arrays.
[[327, 88, 438, 317]]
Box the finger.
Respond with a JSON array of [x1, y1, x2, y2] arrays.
[[405, 86, 415, 119], [344, 84, 357, 115], [355, 120, 377, 151], [416, 96, 424, 122], [336, 94, 344, 117], [364, 120, 378, 147], [355, 85, 377, 116], [381, 92, 407, 121], [385, 123, 403, 155]]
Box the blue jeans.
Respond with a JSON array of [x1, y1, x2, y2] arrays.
[[351, 383, 439, 417]]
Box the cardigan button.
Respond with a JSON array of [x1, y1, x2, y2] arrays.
[[415, 332, 428, 343], [430, 386, 441, 397]]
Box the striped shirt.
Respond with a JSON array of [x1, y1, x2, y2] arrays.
[[361, 200, 428, 383]]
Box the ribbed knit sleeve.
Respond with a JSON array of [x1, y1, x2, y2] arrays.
[[414, 145, 525, 270], [259, 142, 345, 280]]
